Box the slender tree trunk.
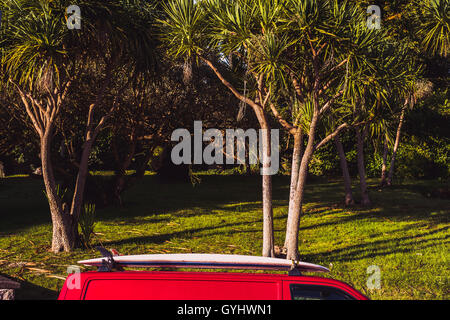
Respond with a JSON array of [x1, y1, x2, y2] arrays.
[[356, 128, 371, 206], [387, 106, 406, 186], [69, 139, 94, 243], [261, 173, 274, 257], [245, 141, 251, 175], [41, 129, 73, 252], [284, 128, 303, 248], [0, 161, 5, 178], [380, 136, 389, 186], [260, 119, 275, 258], [285, 111, 319, 260], [334, 134, 354, 205]]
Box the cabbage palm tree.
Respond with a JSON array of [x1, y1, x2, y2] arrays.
[[161, 0, 279, 257], [0, 0, 158, 252], [337, 21, 412, 205], [276, 0, 382, 257], [1, 0, 75, 252], [161, 0, 387, 259]]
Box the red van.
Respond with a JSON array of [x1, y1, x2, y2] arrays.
[[58, 251, 367, 300], [58, 270, 368, 300]]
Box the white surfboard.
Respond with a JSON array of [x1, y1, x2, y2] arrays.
[[78, 253, 329, 273]]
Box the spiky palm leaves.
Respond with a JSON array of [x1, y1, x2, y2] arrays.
[[417, 0, 449, 57], [160, 0, 206, 59], [0, 0, 159, 90], [0, 0, 68, 91]]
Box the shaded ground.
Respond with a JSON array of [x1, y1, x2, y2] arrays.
[[0, 174, 448, 299]]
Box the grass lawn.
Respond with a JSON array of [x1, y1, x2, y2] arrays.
[[0, 174, 448, 300]]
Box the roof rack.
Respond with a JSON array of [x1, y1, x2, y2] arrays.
[[95, 246, 123, 272]]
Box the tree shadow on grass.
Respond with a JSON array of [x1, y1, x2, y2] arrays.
[[301, 226, 449, 264], [0, 175, 274, 234], [103, 215, 286, 247], [96, 175, 275, 220], [0, 273, 58, 300], [1, 174, 448, 238], [92, 174, 294, 225], [0, 177, 51, 234]]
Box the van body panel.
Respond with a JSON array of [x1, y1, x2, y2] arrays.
[[58, 271, 368, 300], [83, 279, 281, 300]]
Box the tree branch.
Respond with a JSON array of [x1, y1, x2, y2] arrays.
[[319, 90, 343, 115], [269, 103, 297, 135], [9, 80, 44, 137], [314, 119, 369, 151], [199, 56, 261, 111], [314, 122, 349, 151]]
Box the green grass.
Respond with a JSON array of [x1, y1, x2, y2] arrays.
[[0, 174, 448, 300]]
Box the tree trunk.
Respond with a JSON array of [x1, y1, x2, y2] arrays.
[[334, 134, 354, 205], [386, 106, 406, 186], [0, 161, 5, 178], [380, 136, 389, 186], [356, 128, 371, 206], [245, 141, 251, 175], [284, 111, 319, 260], [67, 71, 114, 235], [69, 139, 94, 244], [40, 130, 73, 252], [69, 102, 115, 241], [259, 120, 275, 258], [284, 128, 303, 248]]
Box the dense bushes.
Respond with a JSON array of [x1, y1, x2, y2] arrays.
[[310, 90, 449, 181], [310, 132, 449, 181]]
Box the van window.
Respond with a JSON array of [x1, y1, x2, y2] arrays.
[[290, 284, 355, 300]]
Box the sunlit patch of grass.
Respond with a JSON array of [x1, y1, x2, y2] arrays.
[[4, 174, 30, 178], [0, 175, 448, 299]]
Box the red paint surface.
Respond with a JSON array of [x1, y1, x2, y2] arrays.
[[58, 271, 368, 300]]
